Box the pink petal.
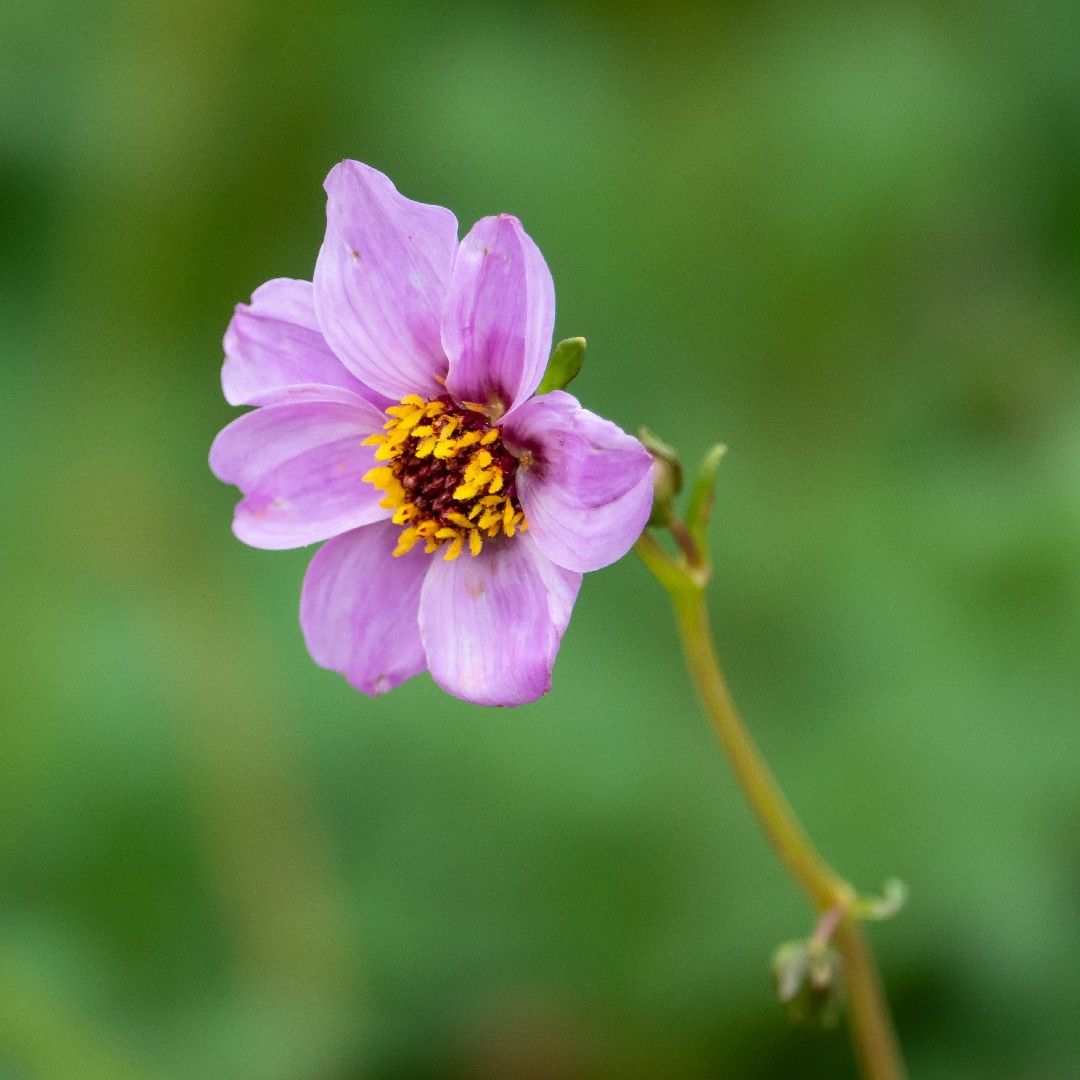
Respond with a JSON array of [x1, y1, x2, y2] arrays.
[[222, 278, 390, 408], [209, 400, 389, 550], [502, 391, 653, 573], [418, 534, 581, 706], [313, 160, 458, 402], [300, 521, 428, 696], [442, 214, 555, 416]]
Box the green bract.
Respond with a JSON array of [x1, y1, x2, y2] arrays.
[[538, 336, 586, 394]]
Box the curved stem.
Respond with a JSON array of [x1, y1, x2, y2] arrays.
[[637, 534, 906, 1080], [671, 586, 850, 911]]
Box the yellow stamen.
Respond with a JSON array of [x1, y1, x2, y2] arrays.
[[382, 431, 410, 452], [362, 466, 393, 487], [393, 528, 420, 556], [364, 394, 529, 560]]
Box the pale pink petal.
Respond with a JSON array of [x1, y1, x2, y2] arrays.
[[442, 214, 554, 416], [300, 521, 428, 696], [209, 400, 389, 550], [222, 278, 390, 408], [502, 391, 653, 573], [418, 534, 581, 706], [313, 160, 458, 401]]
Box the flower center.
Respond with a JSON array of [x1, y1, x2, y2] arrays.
[[362, 394, 528, 560]]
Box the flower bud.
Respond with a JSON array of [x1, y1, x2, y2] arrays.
[[772, 940, 844, 1029], [638, 427, 682, 527]]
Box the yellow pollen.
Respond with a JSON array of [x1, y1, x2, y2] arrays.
[[363, 394, 529, 560]]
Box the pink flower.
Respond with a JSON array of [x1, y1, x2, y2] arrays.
[[210, 161, 652, 705]]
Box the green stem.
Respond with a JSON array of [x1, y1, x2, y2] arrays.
[[834, 918, 905, 1080], [671, 586, 849, 911], [637, 534, 906, 1080]]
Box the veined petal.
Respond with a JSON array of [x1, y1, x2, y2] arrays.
[[443, 214, 554, 416], [300, 521, 428, 696], [209, 400, 389, 550], [314, 160, 458, 401], [419, 534, 581, 706], [503, 391, 653, 573], [222, 278, 390, 408], [519, 467, 654, 575]]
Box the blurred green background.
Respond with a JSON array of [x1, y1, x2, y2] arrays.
[[3, 1, 1080, 1077]]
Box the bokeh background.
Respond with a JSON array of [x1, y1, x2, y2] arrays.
[[3, 1, 1080, 1077]]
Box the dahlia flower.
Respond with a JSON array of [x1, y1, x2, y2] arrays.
[[210, 160, 652, 705]]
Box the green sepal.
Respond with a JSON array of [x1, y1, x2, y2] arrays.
[[538, 337, 586, 394], [685, 443, 727, 551]]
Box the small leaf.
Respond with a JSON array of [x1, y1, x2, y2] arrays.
[[859, 879, 908, 921], [538, 337, 585, 394]]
